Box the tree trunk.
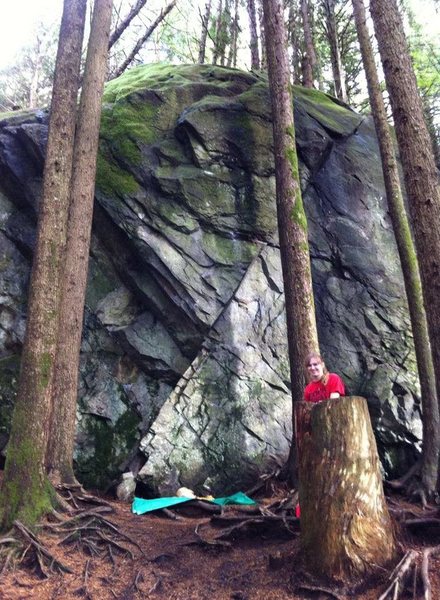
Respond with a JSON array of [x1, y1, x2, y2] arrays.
[[296, 397, 397, 584], [227, 0, 239, 67], [198, 0, 212, 64], [212, 0, 223, 65], [352, 0, 439, 496], [0, 0, 87, 529], [46, 0, 113, 485], [29, 35, 44, 109], [369, 0, 440, 485], [247, 0, 260, 70], [287, 0, 303, 86], [322, 0, 347, 102], [219, 0, 231, 66], [300, 0, 316, 88], [262, 0, 319, 479], [257, 0, 267, 70]]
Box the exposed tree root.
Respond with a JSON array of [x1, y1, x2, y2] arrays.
[[188, 505, 299, 549], [73, 558, 93, 599], [294, 582, 346, 600], [386, 462, 421, 491], [421, 549, 431, 600], [55, 484, 112, 510], [119, 569, 144, 597], [245, 465, 283, 496], [378, 550, 417, 600], [385, 462, 440, 506], [404, 517, 440, 528], [378, 545, 440, 600], [49, 510, 142, 560], [148, 574, 163, 594], [161, 507, 185, 520], [12, 521, 73, 577], [0, 540, 17, 576], [190, 522, 231, 548]]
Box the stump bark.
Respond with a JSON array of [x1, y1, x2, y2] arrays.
[[296, 396, 397, 585]]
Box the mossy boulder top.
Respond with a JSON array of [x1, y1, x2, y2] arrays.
[[0, 64, 419, 492]]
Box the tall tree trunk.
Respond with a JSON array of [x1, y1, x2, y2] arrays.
[[0, 0, 87, 529], [370, 0, 440, 487], [296, 397, 397, 583], [29, 35, 44, 109], [198, 0, 212, 64], [352, 0, 439, 496], [287, 0, 303, 85], [247, 0, 260, 70], [227, 0, 239, 67], [322, 0, 347, 101], [219, 0, 231, 66], [46, 0, 113, 484], [111, 0, 176, 79], [262, 0, 319, 479], [257, 0, 267, 69], [300, 0, 316, 88], [212, 0, 223, 65]]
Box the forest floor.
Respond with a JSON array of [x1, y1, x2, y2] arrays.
[[0, 485, 439, 600]]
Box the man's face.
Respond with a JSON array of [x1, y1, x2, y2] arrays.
[[307, 359, 324, 381]]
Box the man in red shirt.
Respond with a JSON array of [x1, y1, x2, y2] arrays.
[[303, 353, 345, 403]]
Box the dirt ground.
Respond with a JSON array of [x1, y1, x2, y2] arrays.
[[0, 490, 440, 600]]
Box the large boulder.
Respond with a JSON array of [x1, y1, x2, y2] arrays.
[[0, 64, 421, 492]]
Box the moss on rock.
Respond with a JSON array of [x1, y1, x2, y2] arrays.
[[76, 406, 141, 489]]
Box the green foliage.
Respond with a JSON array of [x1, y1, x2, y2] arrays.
[[314, 0, 362, 105], [404, 2, 440, 164]]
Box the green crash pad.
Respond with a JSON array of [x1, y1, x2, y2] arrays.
[[132, 491, 257, 515]]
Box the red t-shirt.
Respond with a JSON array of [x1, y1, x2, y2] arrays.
[[303, 373, 345, 403]]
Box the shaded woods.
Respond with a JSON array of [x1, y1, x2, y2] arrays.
[[0, 0, 440, 597]]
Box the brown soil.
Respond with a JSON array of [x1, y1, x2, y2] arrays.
[[0, 493, 439, 600]]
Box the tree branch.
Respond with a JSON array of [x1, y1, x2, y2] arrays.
[[109, 0, 147, 49], [111, 0, 177, 79]]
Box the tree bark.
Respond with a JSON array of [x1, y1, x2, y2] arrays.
[[227, 0, 239, 67], [257, 0, 267, 69], [247, 0, 260, 70], [352, 0, 439, 496], [296, 397, 397, 584], [46, 0, 113, 484], [0, 0, 87, 529], [300, 0, 316, 88], [212, 0, 223, 65], [262, 0, 319, 479], [287, 0, 303, 86], [369, 0, 440, 485], [198, 0, 212, 64]]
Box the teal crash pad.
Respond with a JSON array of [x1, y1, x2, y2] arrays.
[[212, 491, 256, 506], [132, 492, 257, 515]]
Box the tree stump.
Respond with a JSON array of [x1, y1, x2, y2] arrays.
[[296, 396, 397, 585]]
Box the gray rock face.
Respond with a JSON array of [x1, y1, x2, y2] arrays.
[[0, 65, 421, 492]]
